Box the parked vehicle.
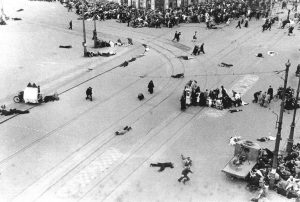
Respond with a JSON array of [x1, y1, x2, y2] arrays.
[[222, 140, 261, 179]]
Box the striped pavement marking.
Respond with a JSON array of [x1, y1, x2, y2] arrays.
[[55, 147, 123, 199], [201, 74, 259, 118]]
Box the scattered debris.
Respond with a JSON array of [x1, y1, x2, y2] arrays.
[[138, 93, 144, 100], [115, 126, 132, 135], [229, 136, 242, 145], [267, 51, 277, 56], [256, 53, 263, 58], [256, 136, 276, 142]]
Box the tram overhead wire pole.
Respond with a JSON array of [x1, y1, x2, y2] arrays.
[[93, 0, 98, 48], [286, 65, 300, 154], [269, 60, 291, 189], [82, 1, 88, 57]]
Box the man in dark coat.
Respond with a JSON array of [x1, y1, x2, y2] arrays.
[[86, 87, 93, 101], [148, 80, 154, 94], [68, 20, 72, 30], [267, 86, 273, 101]]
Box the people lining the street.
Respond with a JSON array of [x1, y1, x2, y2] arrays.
[[63, 0, 273, 29]]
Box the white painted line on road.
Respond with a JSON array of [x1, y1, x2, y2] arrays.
[[55, 147, 123, 199], [200, 74, 259, 118]]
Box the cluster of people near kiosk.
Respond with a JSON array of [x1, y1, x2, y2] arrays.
[[253, 86, 300, 110], [180, 80, 247, 110], [245, 144, 300, 199]]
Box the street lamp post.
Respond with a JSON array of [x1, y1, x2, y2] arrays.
[[93, 0, 98, 48], [82, 5, 88, 57], [269, 60, 291, 189], [93, 16, 97, 48], [286, 67, 300, 154]]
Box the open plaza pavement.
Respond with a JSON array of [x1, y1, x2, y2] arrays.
[[0, 0, 300, 201]]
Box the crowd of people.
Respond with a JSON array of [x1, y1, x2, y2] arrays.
[[247, 144, 300, 200], [180, 80, 247, 111], [253, 86, 300, 110], [62, 0, 273, 29]]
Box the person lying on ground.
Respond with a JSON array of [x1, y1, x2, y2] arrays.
[[11, 18, 22, 21], [44, 93, 59, 103], [218, 62, 233, 67], [229, 109, 243, 113], [0, 108, 29, 116], [257, 136, 276, 142], [171, 73, 184, 78], [59, 45, 72, 48], [119, 61, 129, 67], [150, 162, 174, 172], [99, 51, 116, 57], [86, 51, 116, 57], [177, 56, 195, 60], [115, 126, 132, 135]]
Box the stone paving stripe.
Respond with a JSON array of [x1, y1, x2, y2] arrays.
[[56, 147, 123, 199], [203, 74, 259, 118]]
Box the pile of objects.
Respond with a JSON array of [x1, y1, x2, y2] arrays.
[[275, 86, 299, 110]]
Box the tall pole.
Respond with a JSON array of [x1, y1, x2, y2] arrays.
[[93, 0, 97, 48], [269, 60, 291, 189], [269, 0, 273, 17], [82, 4, 88, 57], [286, 67, 300, 154], [93, 16, 97, 48]]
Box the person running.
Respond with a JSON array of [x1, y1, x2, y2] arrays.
[[198, 43, 205, 54], [178, 166, 193, 184], [86, 87, 93, 101]]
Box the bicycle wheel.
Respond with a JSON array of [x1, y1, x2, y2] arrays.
[[13, 96, 20, 103]]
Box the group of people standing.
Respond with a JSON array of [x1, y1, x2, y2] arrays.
[[180, 80, 245, 111], [253, 86, 273, 108]]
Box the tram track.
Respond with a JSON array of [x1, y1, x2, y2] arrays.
[[8, 16, 287, 201], [12, 24, 188, 202], [75, 20, 288, 201], [31, 24, 279, 201]]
